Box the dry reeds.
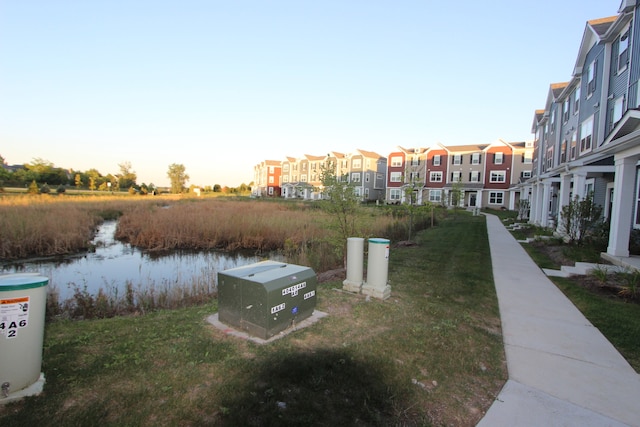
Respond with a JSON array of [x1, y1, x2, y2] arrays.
[[0, 197, 100, 259], [0, 194, 153, 259], [115, 199, 330, 252]]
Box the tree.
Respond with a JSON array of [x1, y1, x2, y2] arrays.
[[27, 180, 39, 194], [560, 193, 604, 244], [0, 154, 9, 189], [319, 160, 362, 266], [167, 163, 189, 194], [74, 173, 83, 189], [117, 161, 137, 190]]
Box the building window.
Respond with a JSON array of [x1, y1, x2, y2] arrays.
[[351, 173, 360, 182], [354, 187, 362, 197], [490, 171, 506, 183], [283, 164, 290, 172], [429, 189, 442, 203], [352, 159, 361, 169], [451, 171, 462, 182], [390, 189, 401, 201], [301, 174, 307, 182], [409, 172, 420, 182], [546, 147, 553, 170], [587, 60, 597, 96], [574, 86, 580, 113], [563, 98, 570, 122], [580, 115, 594, 153], [365, 173, 370, 183], [411, 156, 420, 166], [452, 154, 462, 165], [470, 171, 480, 183], [619, 26, 629, 72], [390, 172, 402, 182], [523, 152, 533, 164], [494, 152, 504, 165], [432, 155, 441, 166], [283, 175, 289, 183], [612, 96, 625, 127], [268, 187, 274, 195], [570, 133, 577, 159], [268, 176, 275, 184], [364, 188, 369, 198], [489, 191, 504, 205], [561, 141, 567, 163], [521, 171, 532, 179], [391, 156, 403, 167], [471, 153, 481, 165], [430, 171, 443, 182]]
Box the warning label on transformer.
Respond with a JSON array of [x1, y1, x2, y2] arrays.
[[0, 296, 30, 339]]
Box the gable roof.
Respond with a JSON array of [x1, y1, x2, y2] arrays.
[[355, 149, 385, 159], [573, 16, 617, 75]]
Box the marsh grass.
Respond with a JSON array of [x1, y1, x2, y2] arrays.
[[0, 213, 506, 427], [0, 195, 149, 259]]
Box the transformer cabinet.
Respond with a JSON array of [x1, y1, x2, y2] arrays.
[[218, 261, 317, 340]]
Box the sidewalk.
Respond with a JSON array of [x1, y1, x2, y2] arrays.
[[477, 214, 640, 427]]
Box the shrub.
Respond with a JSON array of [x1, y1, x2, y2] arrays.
[[560, 193, 604, 244]]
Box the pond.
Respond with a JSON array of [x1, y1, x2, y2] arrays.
[[0, 221, 279, 302]]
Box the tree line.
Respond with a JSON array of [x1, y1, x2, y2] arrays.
[[0, 155, 251, 195]]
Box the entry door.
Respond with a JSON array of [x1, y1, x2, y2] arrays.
[[470, 194, 477, 207]]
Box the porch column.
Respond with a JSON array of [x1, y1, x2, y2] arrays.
[[540, 181, 552, 227], [607, 157, 637, 257], [476, 190, 483, 208], [573, 172, 587, 199], [529, 183, 539, 225], [557, 173, 572, 233], [508, 189, 517, 210]]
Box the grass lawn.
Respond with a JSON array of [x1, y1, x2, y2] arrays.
[[0, 213, 506, 426]]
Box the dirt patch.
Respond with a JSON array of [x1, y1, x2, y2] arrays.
[[317, 268, 346, 283]]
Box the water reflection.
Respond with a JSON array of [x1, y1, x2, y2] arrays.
[[0, 221, 279, 301]]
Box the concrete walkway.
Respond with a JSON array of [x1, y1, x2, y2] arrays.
[[477, 214, 640, 427]]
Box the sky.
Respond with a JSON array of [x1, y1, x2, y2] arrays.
[[0, 1, 621, 188]]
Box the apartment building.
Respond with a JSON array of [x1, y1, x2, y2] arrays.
[[522, 0, 640, 260], [252, 160, 282, 197], [386, 141, 533, 210], [262, 150, 386, 202]]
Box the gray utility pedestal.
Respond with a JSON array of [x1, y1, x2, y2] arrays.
[[218, 261, 317, 340]]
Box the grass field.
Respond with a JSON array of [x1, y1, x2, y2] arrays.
[[0, 213, 506, 426]]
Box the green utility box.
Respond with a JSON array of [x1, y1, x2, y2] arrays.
[[218, 261, 317, 340]]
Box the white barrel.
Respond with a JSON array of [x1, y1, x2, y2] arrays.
[[346, 237, 364, 283], [365, 238, 390, 290], [343, 237, 364, 292], [0, 274, 48, 399]]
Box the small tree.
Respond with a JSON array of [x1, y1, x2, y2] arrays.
[[167, 163, 189, 194], [319, 160, 361, 266], [450, 180, 464, 217], [74, 173, 83, 189], [517, 199, 530, 221], [560, 193, 603, 244], [27, 180, 39, 194]]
